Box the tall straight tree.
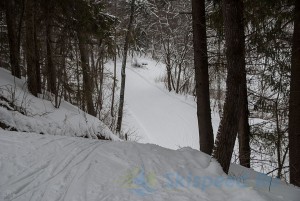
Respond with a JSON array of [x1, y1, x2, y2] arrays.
[[116, 0, 135, 134], [289, 0, 300, 187], [25, 0, 38, 96], [77, 31, 96, 117], [191, 0, 214, 155], [213, 0, 247, 173], [5, 0, 21, 78], [44, 0, 56, 97], [33, 1, 41, 95]]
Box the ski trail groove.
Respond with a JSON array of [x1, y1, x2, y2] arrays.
[[0, 137, 108, 201]]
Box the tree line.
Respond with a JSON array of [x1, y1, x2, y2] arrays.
[[191, 0, 299, 187]]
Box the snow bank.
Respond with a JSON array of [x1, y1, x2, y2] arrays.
[[0, 131, 282, 201], [229, 163, 300, 201], [0, 67, 118, 140]]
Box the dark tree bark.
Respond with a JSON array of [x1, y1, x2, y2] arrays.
[[192, 0, 214, 155], [33, 5, 41, 94], [213, 0, 246, 173], [5, 0, 21, 78], [111, 40, 117, 117], [161, 37, 172, 92], [289, 0, 300, 187], [166, 52, 172, 92], [116, 0, 135, 134], [111, 0, 117, 117], [25, 0, 38, 96], [75, 47, 82, 108], [97, 50, 104, 113], [238, 84, 251, 168], [175, 63, 182, 94], [45, 0, 56, 97], [77, 32, 96, 117]]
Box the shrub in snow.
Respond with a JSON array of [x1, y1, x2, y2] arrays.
[[132, 57, 148, 68]]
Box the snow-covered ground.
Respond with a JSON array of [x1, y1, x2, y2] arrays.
[[0, 131, 291, 201], [1, 57, 300, 201], [107, 56, 220, 150], [0, 68, 117, 140]]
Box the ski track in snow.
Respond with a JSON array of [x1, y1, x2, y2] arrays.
[[0, 134, 108, 201], [1, 59, 299, 201], [1, 132, 287, 201], [128, 67, 197, 109], [124, 66, 199, 150]]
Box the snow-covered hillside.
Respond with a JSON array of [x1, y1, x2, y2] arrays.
[[0, 131, 288, 201], [0, 68, 117, 140], [1, 59, 299, 201]]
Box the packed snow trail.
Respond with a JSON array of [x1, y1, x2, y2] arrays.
[[114, 57, 220, 150], [0, 131, 286, 201], [125, 67, 198, 149]]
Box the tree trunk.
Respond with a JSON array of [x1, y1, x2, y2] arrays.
[[34, 0, 41, 94], [166, 48, 172, 92], [175, 63, 182, 94], [77, 32, 96, 117], [111, 39, 117, 117], [75, 46, 81, 107], [45, 0, 56, 97], [192, 0, 214, 155], [274, 99, 282, 178], [289, 0, 300, 187], [216, 36, 223, 114], [98, 53, 104, 113], [213, 0, 246, 173], [5, 0, 21, 78], [25, 0, 38, 96], [238, 82, 251, 168], [116, 0, 135, 134], [111, 0, 117, 117]]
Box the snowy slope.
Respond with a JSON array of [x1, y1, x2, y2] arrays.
[[229, 164, 300, 201], [106, 56, 300, 200], [1, 59, 299, 201], [108, 56, 220, 149], [0, 131, 286, 201], [0, 68, 117, 140]]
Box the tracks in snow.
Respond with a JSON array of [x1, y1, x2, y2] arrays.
[[124, 67, 199, 149], [0, 135, 109, 201]]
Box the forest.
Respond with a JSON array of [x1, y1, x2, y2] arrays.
[[0, 0, 299, 198]]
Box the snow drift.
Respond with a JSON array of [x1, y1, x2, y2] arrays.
[[0, 131, 277, 201]]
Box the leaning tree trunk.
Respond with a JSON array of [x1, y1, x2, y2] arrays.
[[238, 79, 251, 168], [25, 0, 38, 96], [289, 0, 300, 187], [213, 0, 246, 173], [116, 0, 135, 134], [191, 0, 214, 155], [5, 0, 21, 78], [77, 31, 96, 117]]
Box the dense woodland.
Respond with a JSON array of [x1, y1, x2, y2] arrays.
[[0, 0, 299, 187]]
